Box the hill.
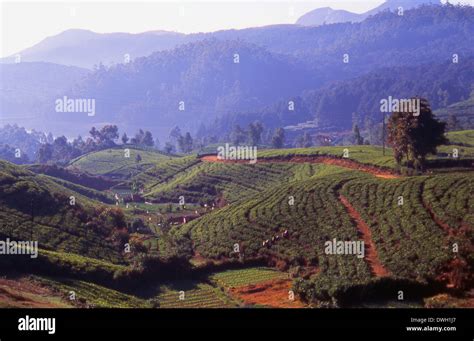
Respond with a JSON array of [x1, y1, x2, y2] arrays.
[[1, 29, 188, 69], [296, 0, 441, 26], [296, 7, 361, 26], [435, 94, 474, 129], [0, 62, 89, 130], [43, 39, 319, 138], [2, 5, 473, 139], [0, 160, 126, 263], [169, 161, 472, 304], [206, 58, 474, 135], [68, 147, 173, 179]]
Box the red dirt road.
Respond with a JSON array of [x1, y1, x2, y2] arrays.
[[200, 155, 399, 179], [339, 195, 391, 277], [229, 279, 306, 308]]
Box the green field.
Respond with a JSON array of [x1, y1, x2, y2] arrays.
[[34, 276, 150, 308], [1, 132, 472, 307], [210, 267, 288, 288], [258, 145, 396, 168], [69, 147, 173, 177], [152, 281, 237, 308], [446, 130, 474, 146]]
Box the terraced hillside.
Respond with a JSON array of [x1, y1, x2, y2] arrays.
[[167, 158, 472, 304], [1, 136, 472, 308], [69, 147, 173, 178], [0, 160, 126, 263], [438, 130, 474, 159], [151, 280, 236, 308]]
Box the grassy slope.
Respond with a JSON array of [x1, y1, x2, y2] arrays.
[[1, 135, 473, 306], [446, 130, 474, 146], [33, 276, 150, 308], [258, 145, 396, 168], [0, 160, 125, 263], [437, 130, 474, 158], [435, 94, 474, 122], [210, 267, 288, 288], [170, 161, 472, 299], [69, 147, 173, 177]]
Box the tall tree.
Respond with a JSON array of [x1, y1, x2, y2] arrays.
[[131, 129, 145, 145], [353, 124, 363, 145], [231, 125, 246, 145], [169, 126, 182, 147], [142, 131, 154, 147], [99, 125, 119, 147], [177, 132, 193, 153], [271, 128, 285, 149], [121, 132, 129, 145], [248, 122, 263, 146], [388, 98, 447, 168], [184, 132, 193, 152]]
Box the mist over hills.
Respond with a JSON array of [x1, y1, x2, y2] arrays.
[[0, 62, 89, 128], [204, 57, 474, 138], [44, 39, 320, 138], [296, 0, 441, 26], [1, 4, 473, 141], [1, 29, 189, 69]]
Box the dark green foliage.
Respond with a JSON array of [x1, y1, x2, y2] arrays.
[[271, 128, 285, 149], [0, 160, 125, 263], [388, 99, 447, 168]]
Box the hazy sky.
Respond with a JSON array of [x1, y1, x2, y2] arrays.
[[0, 0, 472, 57]]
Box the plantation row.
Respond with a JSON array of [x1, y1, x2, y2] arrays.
[[257, 146, 396, 169], [422, 173, 474, 230], [340, 176, 463, 280], [171, 165, 379, 300], [210, 267, 288, 288], [136, 156, 200, 192], [34, 277, 150, 308], [70, 147, 170, 178], [145, 161, 302, 204], [168, 162, 473, 302], [154, 281, 236, 308], [0, 161, 125, 263]]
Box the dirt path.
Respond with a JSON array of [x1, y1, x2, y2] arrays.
[[339, 195, 390, 277], [0, 277, 71, 308], [200, 155, 399, 179], [229, 279, 306, 308], [421, 196, 471, 289]]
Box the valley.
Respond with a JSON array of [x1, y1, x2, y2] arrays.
[[0, 130, 472, 309], [0, 2, 473, 315]]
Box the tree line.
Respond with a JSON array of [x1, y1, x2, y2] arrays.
[[37, 125, 158, 165]]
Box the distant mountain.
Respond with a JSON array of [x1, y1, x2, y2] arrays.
[[41, 39, 320, 138], [0, 62, 89, 130], [1, 29, 189, 69], [1, 4, 473, 140], [205, 57, 474, 136], [210, 4, 474, 76], [435, 93, 474, 127], [296, 0, 441, 26], [365, 0, 441, 16], [296, 7, 363, 26]]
